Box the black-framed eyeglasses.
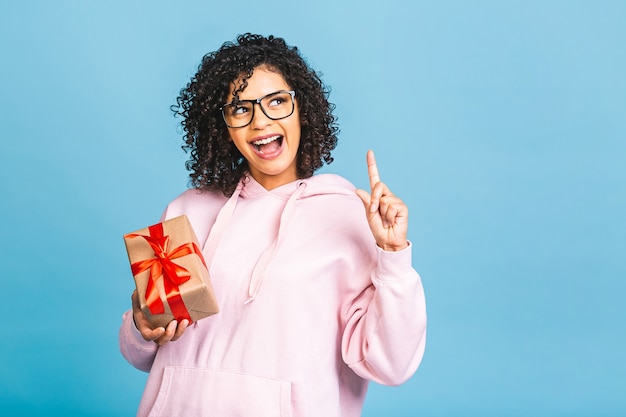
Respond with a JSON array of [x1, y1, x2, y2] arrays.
[[220, 90, 296, 128]]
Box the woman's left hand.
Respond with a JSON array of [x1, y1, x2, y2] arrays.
[[355, 150, 410, 251]]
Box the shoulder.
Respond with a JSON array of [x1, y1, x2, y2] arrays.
[[165, 188, 228, 216], [299, 173, 359, 203], [163, 188, 228, 240], [305, 173, 356, 190], [165, 188, 228, 217], [299, 173, 372, 236]]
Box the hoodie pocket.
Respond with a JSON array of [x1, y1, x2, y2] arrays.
[[148, 366, 293, 417]]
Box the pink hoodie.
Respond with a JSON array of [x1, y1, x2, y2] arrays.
[[119, 173, 427, 417]]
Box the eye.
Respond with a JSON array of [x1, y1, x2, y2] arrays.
[[227, 103, 251, 117], [266, 92, 291, 108], [268, 97, 284, 107]]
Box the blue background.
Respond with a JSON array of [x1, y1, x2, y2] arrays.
[[1, 1, 624, 416]]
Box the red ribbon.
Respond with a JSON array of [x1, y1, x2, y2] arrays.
[[126, 222, 206, 323]]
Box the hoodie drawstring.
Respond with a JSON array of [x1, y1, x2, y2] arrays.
[[201, 180, 307, 305], [245, 181, 307, 304], [202, 183, 243, 269]]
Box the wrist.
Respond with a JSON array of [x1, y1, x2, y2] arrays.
[[378, 241, 409, 252]]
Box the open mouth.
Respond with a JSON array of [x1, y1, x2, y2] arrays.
[[251, 135, 284, 154]]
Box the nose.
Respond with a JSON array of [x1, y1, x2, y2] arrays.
[[250, 102, 271, 129]]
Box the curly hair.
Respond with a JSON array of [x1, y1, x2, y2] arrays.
[[171, 33, 339, 197]]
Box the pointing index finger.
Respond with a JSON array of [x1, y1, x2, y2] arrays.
[[367, 150, 380, 190]]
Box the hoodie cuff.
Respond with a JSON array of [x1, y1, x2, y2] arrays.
[[122, 310, 159, 353], [374, 241, 415, 282]]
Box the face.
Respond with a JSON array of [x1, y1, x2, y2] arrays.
[[226, 66, 301, 190]]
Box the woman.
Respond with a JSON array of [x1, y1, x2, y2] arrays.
[[119, 33, 426, 417]]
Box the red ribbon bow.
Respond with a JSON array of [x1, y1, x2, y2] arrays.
[[126, 222, 206, 323]]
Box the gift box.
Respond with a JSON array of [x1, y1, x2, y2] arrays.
[[123, 215, 219, 328]]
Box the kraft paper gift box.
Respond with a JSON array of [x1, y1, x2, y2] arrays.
[[123, 215, 219, 328]]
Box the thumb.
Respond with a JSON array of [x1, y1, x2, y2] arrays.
[[355, 189, 372, 212]]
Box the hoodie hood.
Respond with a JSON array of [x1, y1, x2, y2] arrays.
[[202, 173, 357, 304], [238, 173, 357, 200]]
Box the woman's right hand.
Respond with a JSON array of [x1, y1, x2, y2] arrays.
[[132, 290, 189, 347]]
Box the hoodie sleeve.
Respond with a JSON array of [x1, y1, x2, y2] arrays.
[[118, 189, 222, 373], [119, 309, 159, 372], [341, 243, 427, 385], [118, 204, 171, 373]]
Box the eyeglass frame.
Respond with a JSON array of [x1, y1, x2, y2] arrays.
[[220, 90, 296, 128]]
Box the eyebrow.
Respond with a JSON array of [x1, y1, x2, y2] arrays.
[[226, 90, 288, 105]]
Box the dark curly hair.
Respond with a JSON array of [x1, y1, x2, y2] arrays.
[[171, 33, 339, 196]]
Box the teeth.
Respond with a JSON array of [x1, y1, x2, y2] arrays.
[[252, 135, 280, 146]]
